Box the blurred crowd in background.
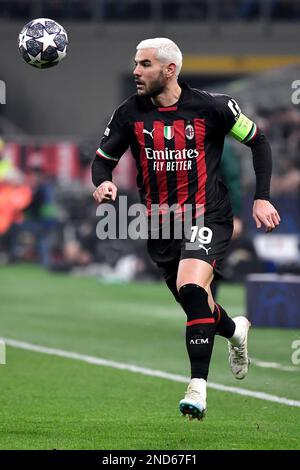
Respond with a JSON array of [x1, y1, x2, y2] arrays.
[[1, 0, 300, 22], [0, 0, 300, 283], [1, 100, 299, 282]]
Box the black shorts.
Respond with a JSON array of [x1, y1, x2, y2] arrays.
[[147, 204, 233, 283]]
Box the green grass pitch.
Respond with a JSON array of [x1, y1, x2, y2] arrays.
[[0, 265, 299, 450]]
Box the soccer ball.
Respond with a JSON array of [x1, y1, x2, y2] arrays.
[[18, 18, 68, 69]]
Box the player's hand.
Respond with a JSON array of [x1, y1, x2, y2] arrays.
[[253, 199, 281, 233], [93, 181, 117, 203]]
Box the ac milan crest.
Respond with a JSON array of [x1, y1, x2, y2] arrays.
[[185, 124, 194, 140]]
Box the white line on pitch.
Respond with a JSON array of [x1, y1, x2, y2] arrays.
[[251, 357, 299, 372], [3, 337, 300, 408]]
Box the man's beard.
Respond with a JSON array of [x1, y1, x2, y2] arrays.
[[137, 72, 167, 97]]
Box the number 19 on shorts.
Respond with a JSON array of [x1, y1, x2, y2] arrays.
[[186, 226, 213, 252]]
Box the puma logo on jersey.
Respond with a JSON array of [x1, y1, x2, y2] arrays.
[[199, 245, 211, 255], [143, 128, 155, 139]]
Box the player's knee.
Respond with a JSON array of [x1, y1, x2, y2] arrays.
[[178, 283, 207, 303], [178, 283, 211, 321], [176, 278, 207, 293]]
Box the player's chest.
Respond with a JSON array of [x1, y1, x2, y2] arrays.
[[129, 116, 214, 148]]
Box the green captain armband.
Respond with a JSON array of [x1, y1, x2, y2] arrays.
[[229, 113, 257, 143]]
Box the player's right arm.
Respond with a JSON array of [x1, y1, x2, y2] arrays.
[[91, 105, 129, 203]]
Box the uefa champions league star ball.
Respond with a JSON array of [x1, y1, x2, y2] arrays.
[[18, 18, 68, 69]]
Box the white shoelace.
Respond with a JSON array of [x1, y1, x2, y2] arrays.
[[231, 344, 247, 364]]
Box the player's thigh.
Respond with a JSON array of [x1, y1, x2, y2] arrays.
[[178, 215, 233, 287], [176, 258, 214, 291]]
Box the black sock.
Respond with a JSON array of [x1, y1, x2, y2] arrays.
[[179, 284, 215, 381], [213, 303, 236, 339]]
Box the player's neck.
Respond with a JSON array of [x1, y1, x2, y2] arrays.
[[151, 82, 182, 107]]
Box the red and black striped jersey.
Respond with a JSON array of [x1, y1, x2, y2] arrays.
[[96, 83, 257, 215]]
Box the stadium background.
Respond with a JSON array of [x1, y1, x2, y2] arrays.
[[0, 0, 299, 451]]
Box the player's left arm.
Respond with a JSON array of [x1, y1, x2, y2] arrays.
[[214, 94, 280, 232], [230, 108, 280, 232]]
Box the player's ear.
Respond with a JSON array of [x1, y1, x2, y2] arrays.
[[166, 62, 176, 78]]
